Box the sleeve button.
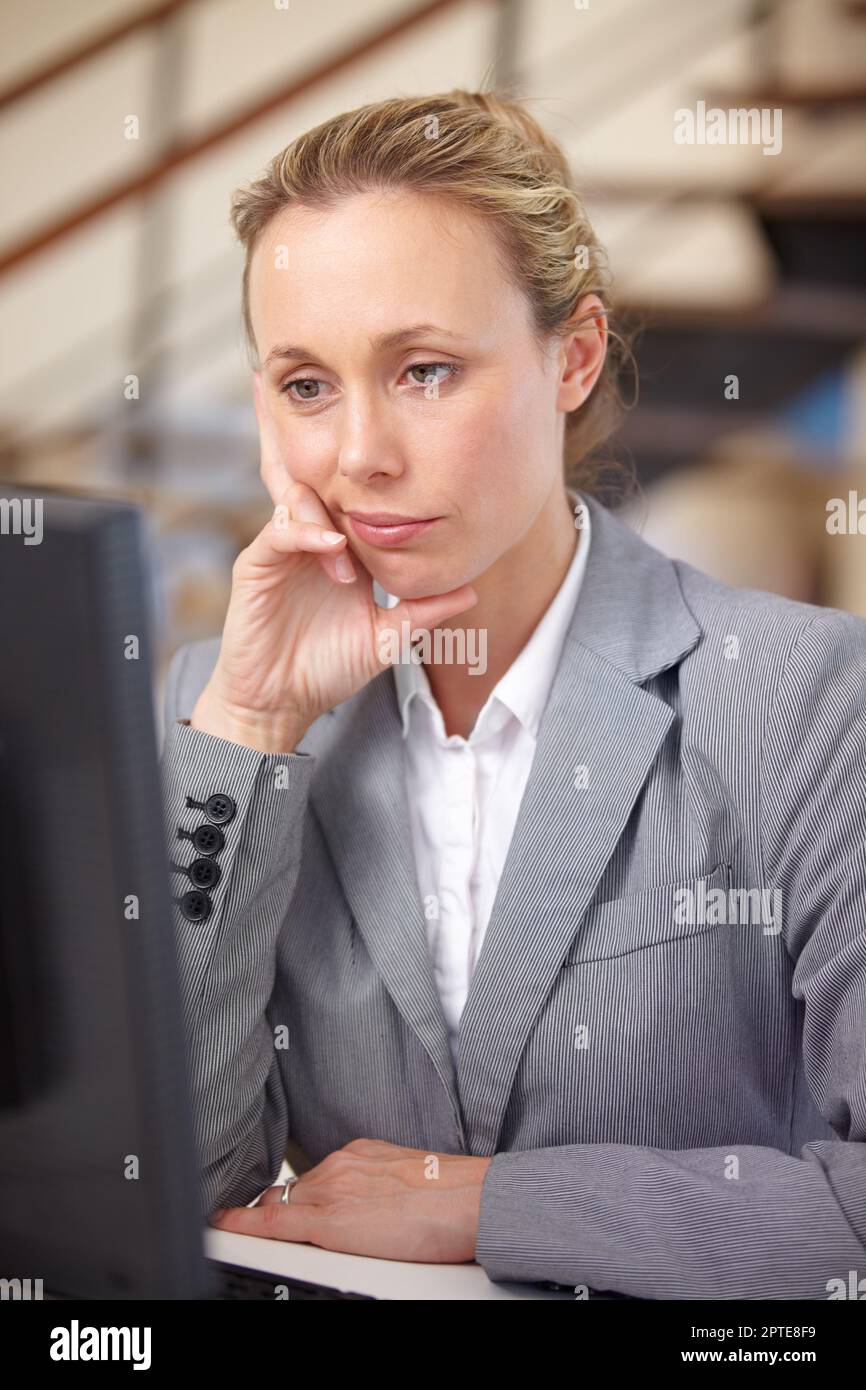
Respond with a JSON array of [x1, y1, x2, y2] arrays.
[[192, 824, 225, 856], [205, 793, 236, 824], [188, 856, 221, 889], [178, 889, 212, 922]]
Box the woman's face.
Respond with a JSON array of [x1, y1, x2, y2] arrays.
[[249, 188, 601, 599]]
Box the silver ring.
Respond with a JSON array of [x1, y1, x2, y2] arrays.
[[280, 1175, 299, 1205]]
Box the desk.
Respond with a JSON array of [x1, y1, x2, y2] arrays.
[[203, 1229, 571, 1299]]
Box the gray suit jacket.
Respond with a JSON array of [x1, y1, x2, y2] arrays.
[[159, 491, 866, 1298]]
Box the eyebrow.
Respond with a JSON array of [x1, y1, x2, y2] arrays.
[[263, 323, 469, 366]]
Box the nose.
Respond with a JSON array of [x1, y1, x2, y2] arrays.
[[336, 392, 404, 485]]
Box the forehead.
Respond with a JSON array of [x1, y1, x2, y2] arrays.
[[248, 189, 530, 356]]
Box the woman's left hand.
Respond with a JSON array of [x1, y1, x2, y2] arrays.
[[208, 1139, 493, 1263]]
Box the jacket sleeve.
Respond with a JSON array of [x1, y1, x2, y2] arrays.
[[159, 644, 316, 1215], [475, 608, 866, 1298]]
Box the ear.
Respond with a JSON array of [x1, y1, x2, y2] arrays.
[[555, 294, 608, 414]]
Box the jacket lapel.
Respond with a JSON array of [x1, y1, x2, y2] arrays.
[[456, 493, 702, 1152], [305, 493, 701, 1157], [305, 674, 467, 1147]]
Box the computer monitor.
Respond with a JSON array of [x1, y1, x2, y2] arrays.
[[0, 482, 210, 1299]]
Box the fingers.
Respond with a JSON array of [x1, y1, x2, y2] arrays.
[[375, 584, 479, 664], [257, 1183, 291, 1206], [208, 1200, 316, 1243], [282, 480, 357, 587], [251, 379, 355, 587], [253, 371, 292, 507], [239, 503, 353, 580], [249, 1177, 325, 1213], [235, 478, 355, 586], [255, 1178, 324, 1210]]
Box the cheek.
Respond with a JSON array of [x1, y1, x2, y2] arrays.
[[271, 413, 335, 487], [446, 376, 550, 504], [423, 374, 535, 484]]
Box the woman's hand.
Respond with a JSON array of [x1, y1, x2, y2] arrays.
[[191, 372, 477, 751], [208, 1138, 493, 1264]]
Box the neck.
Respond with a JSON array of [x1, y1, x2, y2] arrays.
[[423, 483, 580, 739]]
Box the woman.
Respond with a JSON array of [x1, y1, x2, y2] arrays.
[[160, 90, 866, 1298]]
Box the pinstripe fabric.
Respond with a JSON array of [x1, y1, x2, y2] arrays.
[[159, 491, 866, 1299]]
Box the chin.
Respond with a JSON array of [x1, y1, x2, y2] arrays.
[[364, 551, 469, 602]]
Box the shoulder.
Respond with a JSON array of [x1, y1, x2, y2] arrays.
[[671, 557, 866, 680]]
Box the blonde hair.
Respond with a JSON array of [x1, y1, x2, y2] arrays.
[[230, 89, 637, 499]]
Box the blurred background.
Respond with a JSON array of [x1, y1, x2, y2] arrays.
[[1, 0, 864, 713]]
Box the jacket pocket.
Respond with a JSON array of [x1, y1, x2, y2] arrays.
[[562, 861, 731, 964]]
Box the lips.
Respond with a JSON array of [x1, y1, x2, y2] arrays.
[[345, 511, 442, 549], [347, 511, 431, 525]]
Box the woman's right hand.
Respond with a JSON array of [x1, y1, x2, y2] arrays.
[[190, 373, 478, 752]]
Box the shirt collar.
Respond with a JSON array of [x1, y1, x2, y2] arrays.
[[391, 488, 591, 743]]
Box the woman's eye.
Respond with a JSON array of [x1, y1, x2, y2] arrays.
[[278, 362, 459, 404], [280, 378, 322, 401], [406, 362, 456, 388]]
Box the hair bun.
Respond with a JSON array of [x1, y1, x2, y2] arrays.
[[445, 88, 573, 184]]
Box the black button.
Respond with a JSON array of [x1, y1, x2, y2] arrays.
[[192, 823, 224, 856], [189, 856, 221, 889], [179, 889, 212, 922], [205, 793, 236, 824]]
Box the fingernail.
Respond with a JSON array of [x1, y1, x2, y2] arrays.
[[322, 531, 344, 545], [335, 554, 355, 582]]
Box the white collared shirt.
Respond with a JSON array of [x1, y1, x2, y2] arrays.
[[390, 494, 592, 1066]]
